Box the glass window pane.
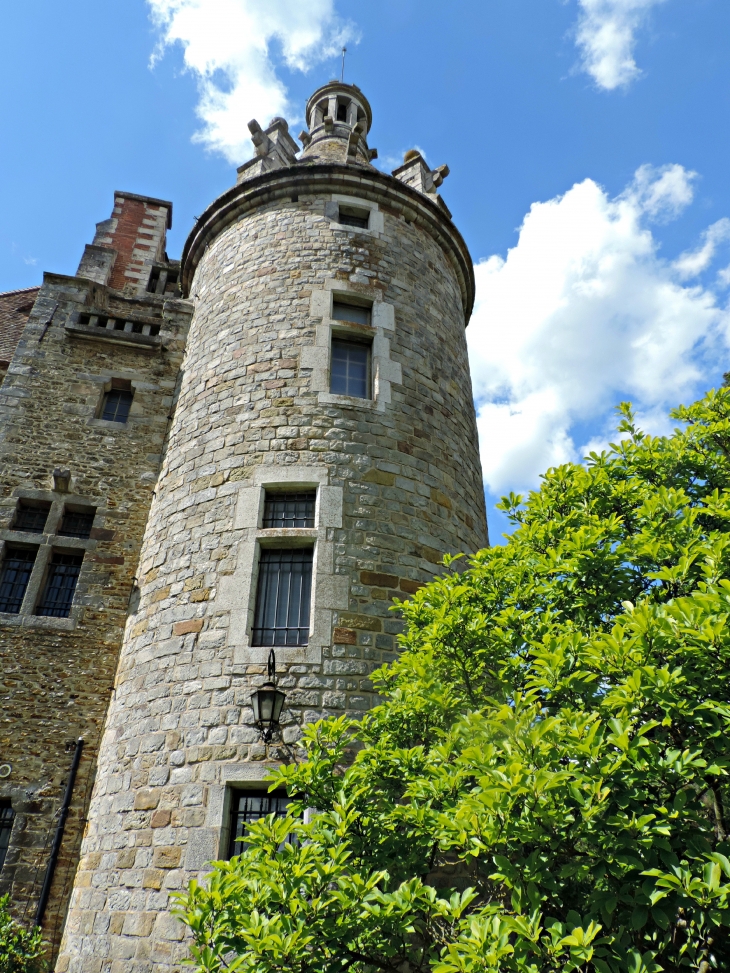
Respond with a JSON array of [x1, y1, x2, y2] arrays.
[[13, 503, 50, 534], [58, 509, 95, 539], [228, 790, 291, 858], [35, 553, 83, 618], [0, 803, 15, 872], [263, 492, 315, 529], [102, 389, 133, 423], [0, 548, 36, 614], [332, 302, 371, 325], [331, 340, 369, 398], [252, 548, 312, 646]]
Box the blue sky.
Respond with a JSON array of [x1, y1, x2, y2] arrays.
[[2, 0, 730, 540]]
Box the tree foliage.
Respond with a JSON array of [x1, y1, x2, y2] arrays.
[[0, 896, 45, 973], [177, 389, 730, 972]]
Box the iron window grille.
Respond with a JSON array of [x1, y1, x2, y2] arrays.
[[332, 300, 371, 325], [102, 389, 134, 423], [36, 552, 83, 618], [252, 548, 313, 647], [0, 802, 14, 873], [0, 548, 37, 614], [13, 503, 50, 534], [338, 206, 369, 229], [228, 790, 291, 858], [331, 339, 370, 398], [58, 509, 95, 539], [263, 491, 315, 529]]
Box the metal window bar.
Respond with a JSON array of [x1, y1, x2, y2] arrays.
[[58, 510, 95, 539], [228, 791, 291, 858], [102, 389, 133, 423], [0, 803, 15, 873], [13, 504, 49, 534], [332, 301, 371, 325], [0, 548, 36, 614], [35, 553, 83, 618], [263, 492, 315, 529], [330, 339, 370, 398], [251, 548, 312, 646]]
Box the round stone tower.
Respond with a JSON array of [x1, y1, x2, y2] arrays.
[[57, 82, 487, 972]]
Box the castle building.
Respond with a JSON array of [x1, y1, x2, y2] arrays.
[[0, 81, 487, 970]]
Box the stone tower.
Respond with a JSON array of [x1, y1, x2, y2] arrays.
[[56, 81, 487, 972]]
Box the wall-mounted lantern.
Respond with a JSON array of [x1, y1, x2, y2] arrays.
[[251, 648, 286, 743]]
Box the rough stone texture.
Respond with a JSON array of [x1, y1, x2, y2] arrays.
[[57, 82, 487, 973], [0, 195, 191, 962], [0, 287, 40, 374]]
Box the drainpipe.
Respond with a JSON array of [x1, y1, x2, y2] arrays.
[[34, 738, 84, 927]]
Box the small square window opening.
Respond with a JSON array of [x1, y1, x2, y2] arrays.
[[58, 508, 96, 539], [13, 502, 50, 534], [252, 548, 313, 647], [0, 802, 15, 873], [332, 300, 371, 325], [102, 388, 134, 423], [228, 790, 291, 858], [263, 491, 315, 529], [35, 552, 84, 618], [338, 206, 370, 230], [330, 339, 370, 399], [0, 548, 36, 614]]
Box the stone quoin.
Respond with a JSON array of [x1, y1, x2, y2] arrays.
[[0, 81, 488, 971]]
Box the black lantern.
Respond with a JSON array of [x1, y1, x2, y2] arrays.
[[251, 648, 286, 743]]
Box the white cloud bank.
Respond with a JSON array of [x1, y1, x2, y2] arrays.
[[147, 0, 352, 161], [468, 164, 730, 495], [574, 0, 667, 90]]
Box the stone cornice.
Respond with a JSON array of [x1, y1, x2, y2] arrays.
[[180, 164, 476, 323]]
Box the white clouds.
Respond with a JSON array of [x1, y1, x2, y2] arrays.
[[468, 165, 730, 495], [673, 219, 730, 280], [574, 0, 667, 90], [147, 0, 353, 161]]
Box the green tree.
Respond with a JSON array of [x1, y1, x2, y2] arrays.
[[0, 896, 45, 973], [177, 389, 730, 972]]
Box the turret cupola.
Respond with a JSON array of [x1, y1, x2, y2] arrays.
[[298, 81, 377, 165]]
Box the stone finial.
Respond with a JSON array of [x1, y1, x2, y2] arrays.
[[237, 117, 301, 185], [53, 468, 71, 492], [391, 152, 452, 214]]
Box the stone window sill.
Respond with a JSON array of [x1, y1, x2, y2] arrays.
[[0, 612, 77, 631], [318, 391, 378, 410]]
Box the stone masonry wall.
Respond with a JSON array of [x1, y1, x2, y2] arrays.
[[0, 268, 191, 961], [0, 287, 40, 374], [57, 181, 487, 972]]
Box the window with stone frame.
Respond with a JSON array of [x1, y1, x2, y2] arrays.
[[58, 507, 96, 539], [101, 379, 134, 423], [227, 790, 292, 858], [12, 501, 50, 534], [35, 552, 84, 618], [251, 548, 313, 646], [337, 205, 370, 229], [0, 547, 37, 614], [332, 299, 371, 325], [262, 491, 315, 529], [330, 338, 371, 399]]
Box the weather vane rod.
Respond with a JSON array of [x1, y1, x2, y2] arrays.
[[341, 47, 347, 82]]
